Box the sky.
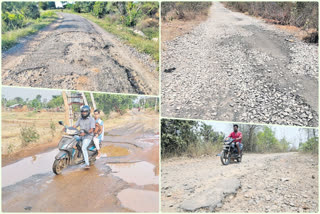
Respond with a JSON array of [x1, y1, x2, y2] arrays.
[[2, 87, 62, 102], [206, 121, 314, 147]]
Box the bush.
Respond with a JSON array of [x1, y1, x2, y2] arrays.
[[93, 2, 107, 18], [72, 3, 81, 13], [161, 2, 212, 21], [39, 2, 48, 10], [50, 120, 56, 137], [2, 12, 24, 32], [299, 137, 318, 154], [20, 126, 40, 146], [21, 4, 40, 20]]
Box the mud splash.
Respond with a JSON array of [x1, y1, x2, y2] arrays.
[[109, 161, 158, 186], [2, 149, 58, 187], [117, 188, 159, 212]]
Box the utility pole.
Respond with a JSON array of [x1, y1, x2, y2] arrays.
[[82, 92, 88, 106], [90, 92, 96, 110], [62, 91, 72, 126]]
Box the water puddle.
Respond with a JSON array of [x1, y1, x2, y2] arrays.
[[109, 161, 158, 186], [2, 149, 58, 187], [100, 145, 130, 157], [117, 188, 159, 212]]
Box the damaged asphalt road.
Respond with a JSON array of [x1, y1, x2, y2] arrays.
[[2, 12, 158, 95], [161, 3, 318, 127], [161, 153, 318, 213]]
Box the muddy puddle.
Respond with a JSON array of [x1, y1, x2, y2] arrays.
[[117, 188, 159, 212], [2, 149, 58, 187], [109, 161, 158, 186], [100, 144, 130, 157]]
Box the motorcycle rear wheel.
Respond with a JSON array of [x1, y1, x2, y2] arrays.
[[220, 150, 230, 165], [53, 159, 67, 175]]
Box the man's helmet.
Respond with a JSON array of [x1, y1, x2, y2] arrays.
[[80, 105, 90, 119]]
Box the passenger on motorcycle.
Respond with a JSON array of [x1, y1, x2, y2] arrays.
[[73, 105, 95, 169], [226, 124, 243, 158], [93, 109, 104, 159]]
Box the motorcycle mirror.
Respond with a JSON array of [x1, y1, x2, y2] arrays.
[[58, 121, 64, 126]]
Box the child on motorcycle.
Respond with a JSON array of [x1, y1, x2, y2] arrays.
[[93, 109, 104, 159]]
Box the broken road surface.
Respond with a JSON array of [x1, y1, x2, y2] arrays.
[[161, 3, 318, 126], [2, 13, 158, 95]]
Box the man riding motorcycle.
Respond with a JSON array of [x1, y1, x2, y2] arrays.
[[73, 105, 95, 169], [226, 124, 243, 157]]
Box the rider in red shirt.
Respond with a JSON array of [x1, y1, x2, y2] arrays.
[[227, 124, 242, 157]]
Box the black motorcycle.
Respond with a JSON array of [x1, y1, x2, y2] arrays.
[[220, 138, 243, 165], [52, 121, 101, 175]]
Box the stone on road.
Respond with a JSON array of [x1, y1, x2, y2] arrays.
[[180, 178, 240, 212]]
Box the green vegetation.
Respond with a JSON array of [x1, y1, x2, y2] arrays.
[[67, 2, 159, 61], [20, 126, 40, 146], [161, 2, 212, 21], [2, 2, 58, 50], [85, 93, 159, 117], [161, 119, 225, 158], [162, 119, 319, 158], [2, 94, 63, 110], [224, 2, 318, 43]]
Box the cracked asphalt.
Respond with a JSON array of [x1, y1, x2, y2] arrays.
[[2, 12, 158, 95]]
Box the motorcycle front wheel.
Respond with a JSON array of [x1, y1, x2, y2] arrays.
[[220, 150, 230, 165], [53, 159, 67, 175]]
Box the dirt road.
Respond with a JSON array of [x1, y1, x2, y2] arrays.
[[2, 110, 159, 212], [2, 13, 158, 95], [161, 3, 318, 127], [161, 152, 318, 212]]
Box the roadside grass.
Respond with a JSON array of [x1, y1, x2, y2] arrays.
[[2, 10, 58, 51], [65, 10, 159, 63], [1, 111, 64, 155], [162, 142, 222, 159]]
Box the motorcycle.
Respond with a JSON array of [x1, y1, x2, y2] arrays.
[[52, 121, 101, 175], [220, 138, 243, 165]]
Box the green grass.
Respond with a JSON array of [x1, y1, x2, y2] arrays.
[[2, 10, 58, 51], [66, 11, 159, 63]]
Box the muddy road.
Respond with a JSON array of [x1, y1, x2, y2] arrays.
[[162, 3, 318, 127], [161, 152, 318, 212], [2, 110, 159, 212], [2, 13, 158, 95]]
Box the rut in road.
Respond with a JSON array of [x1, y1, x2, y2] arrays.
[[161, 3, 318, 127], [161, 153, 318, 213], [2, 13, 158, 95]]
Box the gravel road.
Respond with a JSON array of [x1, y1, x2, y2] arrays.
[[161, 3, 318, 127], [161, 152, 318, 212], [2, 13, 158, 95]]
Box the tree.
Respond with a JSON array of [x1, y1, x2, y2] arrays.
[[39, 2, 48, 10], [93, 2, 107, 18]]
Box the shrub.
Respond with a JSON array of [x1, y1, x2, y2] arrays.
[[21, 3, 40, 20], [39, 2, 48, 10], [72, 3, 81, 13], [50, 120, 56, 137], [20, 126, 40, 146], [93, 2, 107, 18]]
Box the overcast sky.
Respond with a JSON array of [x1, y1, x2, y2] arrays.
[[2, 87, 62, 102]]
